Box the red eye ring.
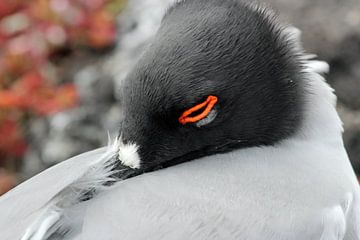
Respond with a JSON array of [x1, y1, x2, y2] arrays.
[[179, 95, 218, 125]]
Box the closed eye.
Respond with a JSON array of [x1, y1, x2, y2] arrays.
[[178, 95, 218, 126]]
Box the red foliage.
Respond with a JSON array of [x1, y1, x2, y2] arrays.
[[87, 10, 117, 48], [0, 0, 119, 167], [0, 118, 27, 157], [0, 1, 22, 18]]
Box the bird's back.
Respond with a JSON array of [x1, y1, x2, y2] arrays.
[[79, 135, 359, 240]]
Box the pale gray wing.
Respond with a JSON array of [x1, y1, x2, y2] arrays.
[[79, 141, 360, 240], [0, 147, 109, 240], [344, 199, 360, 240]]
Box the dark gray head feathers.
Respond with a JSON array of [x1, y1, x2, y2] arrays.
[[119, 0, 304, 171]]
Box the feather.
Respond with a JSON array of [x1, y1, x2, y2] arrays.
[[0, 138, 121, 240]]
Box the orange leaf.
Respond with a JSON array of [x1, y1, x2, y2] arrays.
[[87, 10, 116, 48], [0, 91, 24, 108], [56, 83, 78, 107], [30, 83, 78, 115], [13, 71, 45, 94]]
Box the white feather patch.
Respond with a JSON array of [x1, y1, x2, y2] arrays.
[[118, 139, 141, 169]]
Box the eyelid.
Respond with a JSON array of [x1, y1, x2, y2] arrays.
[[179, 95, 218, 125]]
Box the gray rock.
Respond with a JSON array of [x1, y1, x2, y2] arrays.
[[74, 66, 115, 104], [22, 149, 46, 180], [338, 105, 360, 172]]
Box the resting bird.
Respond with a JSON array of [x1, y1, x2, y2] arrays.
[[1, 0, 359, 239]]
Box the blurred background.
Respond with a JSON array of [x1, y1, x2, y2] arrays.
[[0, 0, 359, 195]]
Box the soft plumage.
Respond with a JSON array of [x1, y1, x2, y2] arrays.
[[0, 0, 359, 239]]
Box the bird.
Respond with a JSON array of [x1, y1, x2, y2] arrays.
[[1, 0, 360, 239]]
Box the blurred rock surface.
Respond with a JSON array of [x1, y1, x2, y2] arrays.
[[23, 0, 360, 178]]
